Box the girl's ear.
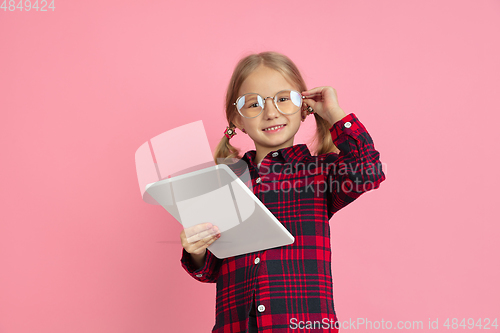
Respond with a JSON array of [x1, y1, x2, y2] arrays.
[[300, 104, 307, 121], [231, 115, 243, 130]]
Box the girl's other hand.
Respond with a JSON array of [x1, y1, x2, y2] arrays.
[[180, 222, 221, 256], [302, 86, 346, 126]]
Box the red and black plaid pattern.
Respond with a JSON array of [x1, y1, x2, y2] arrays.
[[181, 113, 386, 332]]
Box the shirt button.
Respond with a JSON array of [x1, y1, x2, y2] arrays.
[[272, 152, 278, 157], [254, 257, 260, 264], [257, 305, 265, 312], [256, 177, 261, 184], [195, 273, 203, 277], [344, 121, 352, 128]]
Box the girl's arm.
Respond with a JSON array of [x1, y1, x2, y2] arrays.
[[323, 112, 386, 217], [179, 223, 223, 283], [302, 87, 386, 217]]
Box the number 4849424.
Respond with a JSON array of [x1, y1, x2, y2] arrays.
[[1, 0, 55, 11]]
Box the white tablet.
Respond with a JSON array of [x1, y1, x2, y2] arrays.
[[145, 164, 295, 258]]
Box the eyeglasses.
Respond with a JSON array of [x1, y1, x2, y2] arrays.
[[233, 90, 306, 118]]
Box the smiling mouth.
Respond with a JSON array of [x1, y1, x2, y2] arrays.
[[263, 124, 286, 131]]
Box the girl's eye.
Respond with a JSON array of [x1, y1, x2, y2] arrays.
[[249, 103, 260, 108], [278, 97, 289, 102]]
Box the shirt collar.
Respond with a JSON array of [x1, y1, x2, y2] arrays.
[[241, 144, 312, 168]]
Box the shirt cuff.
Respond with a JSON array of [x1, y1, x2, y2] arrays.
[[329, 113, 368, 145], [180, 247, 219, 282]]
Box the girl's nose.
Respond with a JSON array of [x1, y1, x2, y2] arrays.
[[262, 97, 279, 118]]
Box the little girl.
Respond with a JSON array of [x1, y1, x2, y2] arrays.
[[179, 51, 386, 333]]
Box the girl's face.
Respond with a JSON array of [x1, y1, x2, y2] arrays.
[[234, 65, 305, 153]]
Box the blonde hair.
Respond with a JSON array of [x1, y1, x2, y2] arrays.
[[214, 51, 339, 165]]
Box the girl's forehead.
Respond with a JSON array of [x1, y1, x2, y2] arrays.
[[238, 67, 298, 96]]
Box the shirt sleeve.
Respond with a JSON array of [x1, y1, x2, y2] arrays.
[[180, 247, 223, 283], [324, 113, 386, 217]]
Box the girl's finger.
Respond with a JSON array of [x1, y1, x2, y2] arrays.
[[194, 234, 220, 253], [186, 225, 220, 244], [302, 94, 322, 103], [184, 222, 213, 237], [302, 86, 327, 96], [302, 87, 328, 110], [302, 92, 323, 99], [184, 222, 216, 238], [303, 87, 339, 102]]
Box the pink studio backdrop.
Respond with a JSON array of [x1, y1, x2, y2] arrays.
[[1, 1, 499, 332]]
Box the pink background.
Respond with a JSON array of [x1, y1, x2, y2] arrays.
[[1, 1, 499, 332]]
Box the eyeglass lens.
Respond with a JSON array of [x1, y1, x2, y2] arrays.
[[236, 90, 302, 118]]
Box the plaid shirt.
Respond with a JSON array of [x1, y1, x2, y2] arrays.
[[181, 113, 386, 332]]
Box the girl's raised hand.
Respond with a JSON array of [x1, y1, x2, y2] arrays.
[[302, 86, 346, 126], [180, 222, 221, 256]]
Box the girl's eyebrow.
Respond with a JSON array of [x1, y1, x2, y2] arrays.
[[240, 89, 298, 97]]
